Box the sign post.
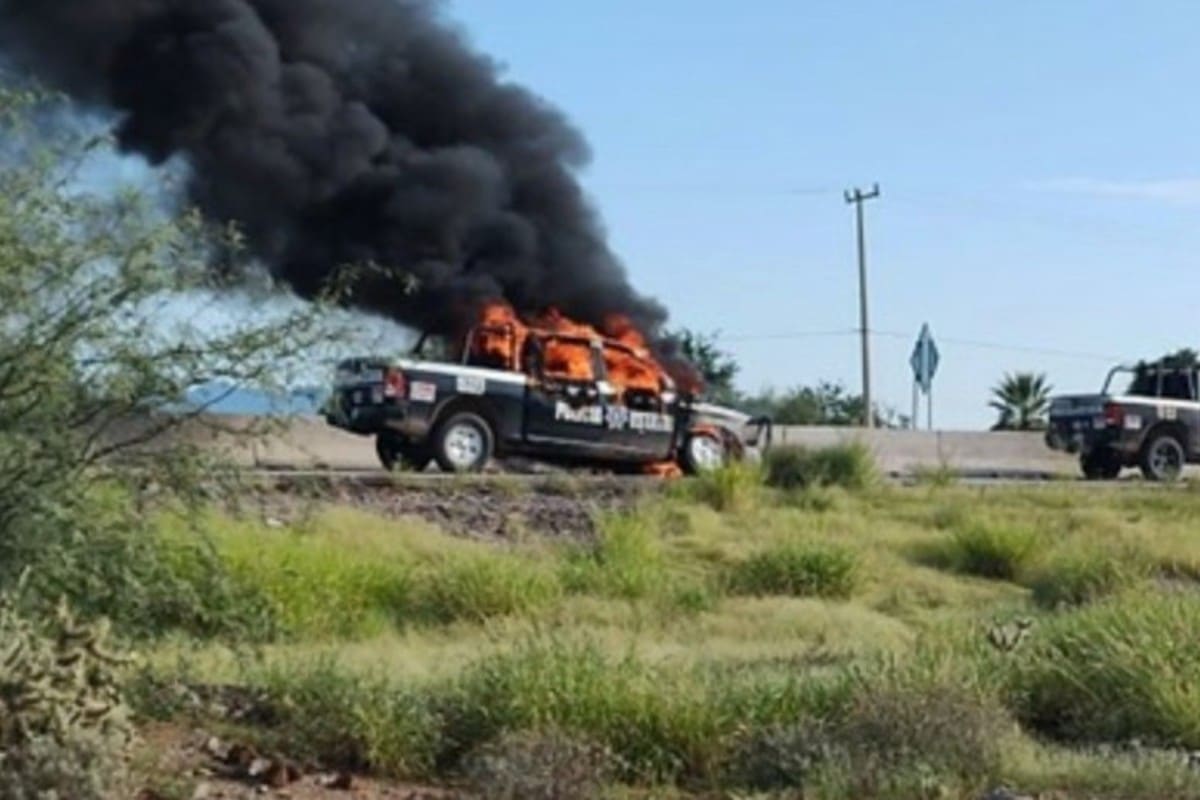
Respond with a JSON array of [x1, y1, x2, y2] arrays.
[[909, 323, 940, 431]]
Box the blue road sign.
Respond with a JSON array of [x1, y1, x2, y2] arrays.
[[910, 323, 940, 394]]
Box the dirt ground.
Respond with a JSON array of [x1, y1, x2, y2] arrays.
[[237, 474, 654, 542], [134, 723, 460, 800]]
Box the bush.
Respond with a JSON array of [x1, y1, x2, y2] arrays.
[[764, 444, 876, 492], [1028, 547, 1150, 608], [1012, 592, 1200, 748], [929, 521, 1041, 581], [779, 485, 843, 513], [562, 514, 665, 600], [218, 517, 562, 633], [686, 462, 762, 512], [0, 91, 338, 640], [912, 463, 958, 488], [253, 659, 437, 777], [728, 542, 860, 599], [415, 556, 562, 625], [726, 677, 1011, 795], [0, 597, 133, 800], [462, 730, 618, 800], [220, 526, 408, 639], [437, 641, 728, 782]]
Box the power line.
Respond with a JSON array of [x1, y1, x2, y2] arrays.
[[720, 326, 1122, 363], [722, 328, 858, 343], [871, 330, 1122, 363]]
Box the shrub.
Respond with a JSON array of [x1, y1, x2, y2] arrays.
[[686, 462, 762, 512], [1028, 547, 1150, 608], [252, 658, 438, 777], [562, 514, 665, 600], [0, 597, 133, 800], [764, 444, 876, 492], [780, 485, 843, 513], [436, 641, 728, 782], [726, 677, 1011, 795], [912, 463, 958, 488], [1012, 592, 1200, 748], [929, 521, 1041, 581], [414, 556, 562, 625], [728, 542, 860, 599], [462, 730, 619, 800], [219, 518, 563, 633], [221, 526, 413, 638]]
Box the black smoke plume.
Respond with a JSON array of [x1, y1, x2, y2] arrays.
[[0, 0, 666, 336]]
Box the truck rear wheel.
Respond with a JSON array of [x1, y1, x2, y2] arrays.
[[1140, 433, 1186, 483], [432, 412, 494, 473], [376, 434, 431, 473]]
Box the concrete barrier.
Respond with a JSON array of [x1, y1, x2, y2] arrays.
[[770, 426, 1077, 478], [116, 414, 1078, 477]]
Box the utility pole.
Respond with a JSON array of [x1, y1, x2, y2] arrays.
[[845, 184, 880, 428]]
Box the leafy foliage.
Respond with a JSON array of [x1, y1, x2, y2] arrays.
[[990, 372, 1052, 431], [670, 328, 740, 403], [0, 89, 338, 633]]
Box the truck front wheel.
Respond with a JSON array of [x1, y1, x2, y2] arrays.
[[432, 412, 495, 473], [680, 430, 728, 475]]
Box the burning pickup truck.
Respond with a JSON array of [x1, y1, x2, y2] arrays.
[[324, 303, 770, 475]]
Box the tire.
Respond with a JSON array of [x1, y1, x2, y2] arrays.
[[432, 412, 494, 473], [1140, 433, 1186, 483], [376, 434, 432, 473], [1081, 450, 1122, 481], [680, 430, 728, 475]]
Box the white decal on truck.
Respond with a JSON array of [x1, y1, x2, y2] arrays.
[[410, 381, 437, 403], [555, 401, 603, 426], [457, 375, 487, 395], [629, 410, 674, 433], [554, 402, 672, 432], [604, 405, 630, 430]]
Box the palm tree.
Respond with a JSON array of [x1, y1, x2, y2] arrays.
[[990, 372, 1052, 431]]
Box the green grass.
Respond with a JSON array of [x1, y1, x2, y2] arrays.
[[728, 541, 860, 599], [763, 443, 877, 491], [133, 484, 1200, 799], [562, 513, 667, 600], [678, 462, 762, 512], [1014, 590, 1200, 748], [1027, 545, 1152, 608], [922, 519, 1042, 581]]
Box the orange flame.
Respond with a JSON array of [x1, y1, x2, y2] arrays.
[[469, 301, 673, 397]]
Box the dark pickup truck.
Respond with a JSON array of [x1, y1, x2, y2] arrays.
[[324, 325, 770, 475], [1046, 363, 1200, 481]]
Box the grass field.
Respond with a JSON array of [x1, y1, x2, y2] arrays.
[[135, 455, 1200, 798]]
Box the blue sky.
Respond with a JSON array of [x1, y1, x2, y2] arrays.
[[448, 0, 1200, 429]]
